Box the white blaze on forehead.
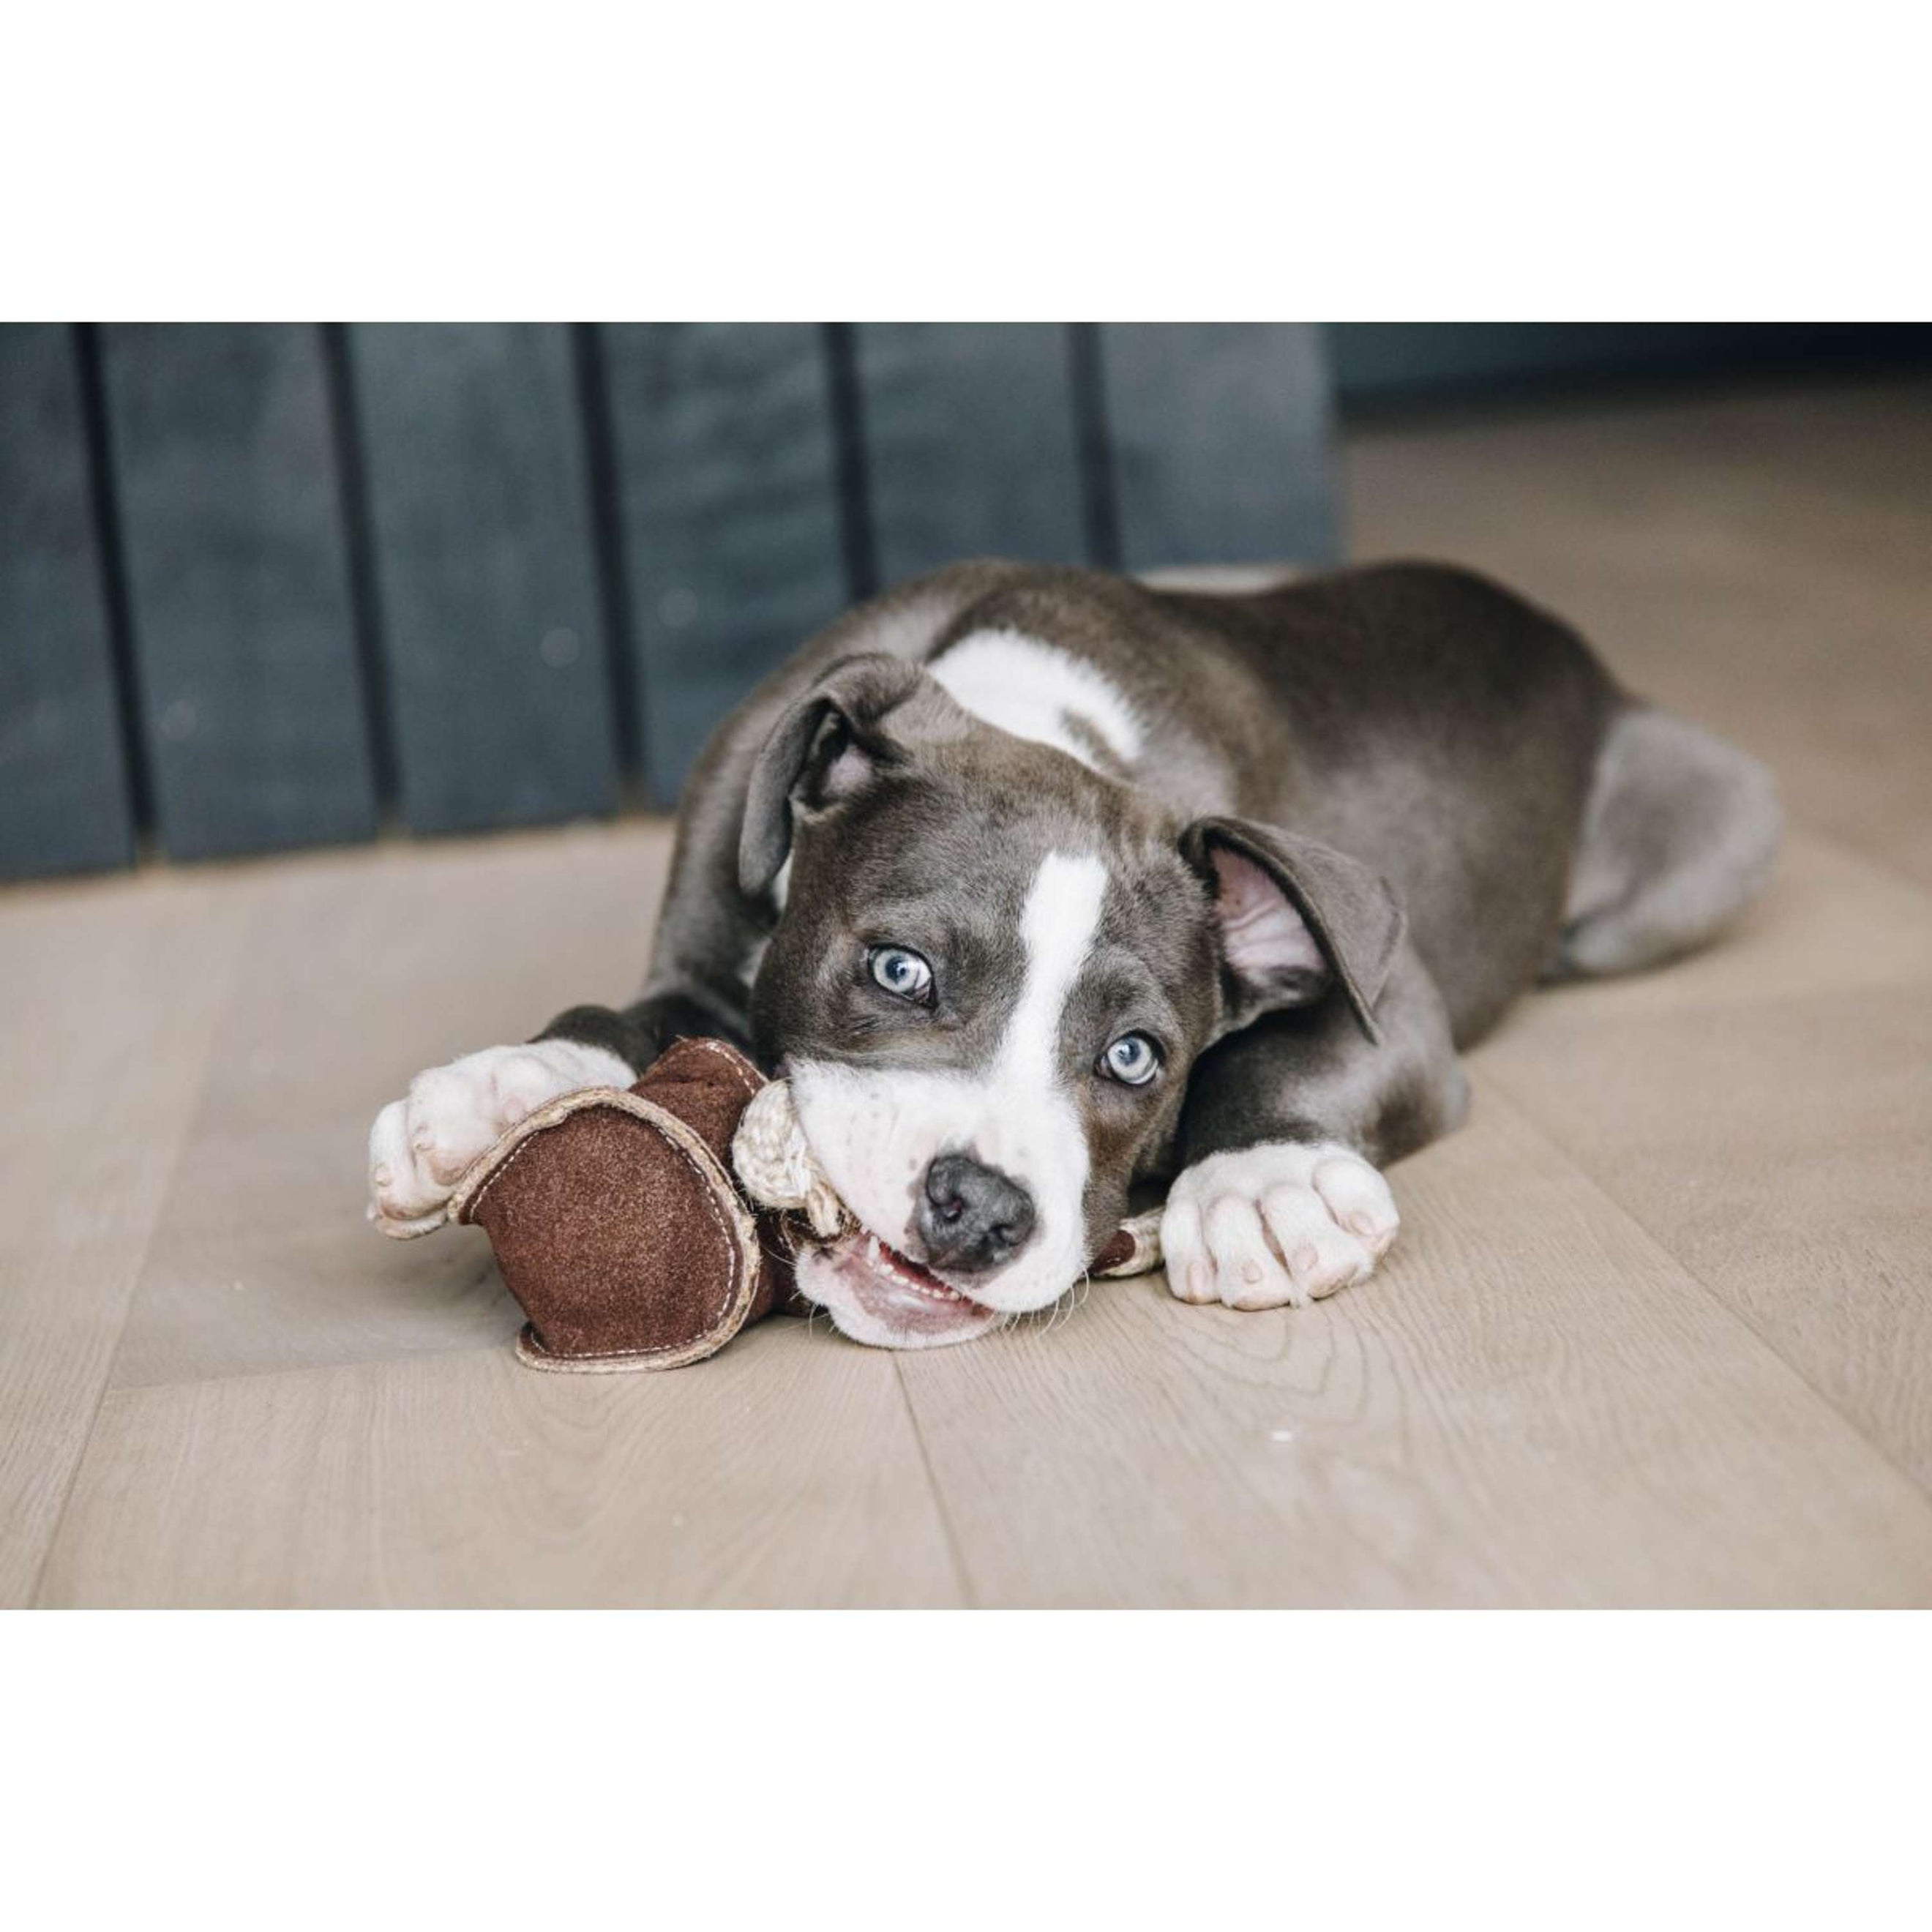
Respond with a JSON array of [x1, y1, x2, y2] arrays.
[[786, 850, 1110, 1314], [930, 629, 1142, 771], [1006, 850, 1108, 1085]]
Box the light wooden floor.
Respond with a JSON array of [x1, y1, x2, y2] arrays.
[[7, 376, 1931, 1607]]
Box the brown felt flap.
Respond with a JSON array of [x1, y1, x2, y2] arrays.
[[450, 1036, 790, 1372], [637, 1036, 767, 1150], [460, 1100, 755, 1368]]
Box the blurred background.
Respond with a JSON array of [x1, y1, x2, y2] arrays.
[[4, 320, 1929, 881]]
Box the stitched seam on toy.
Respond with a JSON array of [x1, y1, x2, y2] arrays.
[[525, 1330, 716, 1363], [516, 1326, 734, 1373], [487, 1127, 736, 1356], [447, 1086, 632, 1222], [669, 1036, 763, 1101], [450, 1087, 713, 1219], [465, 1103, 741, 1322], [443, 1087, 763, 1335], [463, 1093, 757, 1344], [635, 1099, 763, 1336], [673, 1125, 741, 1334], [461, 1128, 553, 1218]]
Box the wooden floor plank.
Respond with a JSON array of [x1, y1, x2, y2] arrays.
[[37, 1317, 961, 1608], [896, 1087, 1932, 1606], [1479, 977, 1932, 1493], [106, 822, 675, 1391], [0, 875, 245, 1603]]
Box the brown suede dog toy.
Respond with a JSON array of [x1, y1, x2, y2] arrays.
[[389, 1036, 1162, 1372]]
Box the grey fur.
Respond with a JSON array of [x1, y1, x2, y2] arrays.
[[1553, 704, 1783, 979], [540, 558, 1779, 1251]]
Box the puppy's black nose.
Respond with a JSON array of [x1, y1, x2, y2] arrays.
[[916, 1152, 1036, 1273]]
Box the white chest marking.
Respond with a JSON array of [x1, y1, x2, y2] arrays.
[[786, 850, 1109, 1313], [930, 629, 1142, 771]]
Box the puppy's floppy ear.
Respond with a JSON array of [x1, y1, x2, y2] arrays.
[[1182, 816, 1407, 1042], [739, 654, 939, 896]]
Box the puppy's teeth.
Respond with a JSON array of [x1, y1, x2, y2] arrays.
[[851, 1227, 982, 1309]]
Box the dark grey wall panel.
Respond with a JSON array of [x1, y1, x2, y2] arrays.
[[854, 323, 1088, 585], [102, 323, 375, 859], [349, 325, 617, 834], [0, 326, 135, 877], [1100, 323, 1338, 571], [601, 324, 848, 807], [1327, 322, 1932, 411]]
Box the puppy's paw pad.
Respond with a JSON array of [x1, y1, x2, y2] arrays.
[[1161, 1140, 1396, 1312]]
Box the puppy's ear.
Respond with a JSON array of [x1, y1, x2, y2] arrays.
[[1182, 816, 1407, 1041], [739, 654, 941, 897]]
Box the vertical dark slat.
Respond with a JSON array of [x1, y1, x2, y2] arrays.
[[0, 325, 136, 877], [1068, 321, 1122, 570], [348, 324, 618, 833], [569, 323, 642, 785], [1098, 323, 1340, 571], [853, 323, 1088, 585], [822, 323, 878, 603], [319, 323, 398, 815], [101, 323, 375, 859], [600, 324, 848, 808]]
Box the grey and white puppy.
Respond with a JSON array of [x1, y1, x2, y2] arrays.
[[368, 560, 1779, 1349]]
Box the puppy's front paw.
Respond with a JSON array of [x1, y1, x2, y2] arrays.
[[366, 1040, 633, 1237], [1161, 1141, 1398, 1311]]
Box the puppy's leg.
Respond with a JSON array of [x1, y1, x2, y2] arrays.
[[367, 983, 757, 1236], [1161, 947, 1465, 1310], [1551, 703, 1781, 980]]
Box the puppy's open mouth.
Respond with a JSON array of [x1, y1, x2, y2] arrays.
[[798, 1228, 1006, 1349]]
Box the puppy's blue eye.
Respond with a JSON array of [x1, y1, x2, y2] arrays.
[[1101, 1032, 1160, 1086], [868, 945, 935, 1003]]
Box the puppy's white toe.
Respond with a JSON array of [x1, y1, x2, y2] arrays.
[[1159, 1197, 1219, 1303], [1258, 1183, 1371, 1302], [1310, 1152, 1400, 1258], [1161, 1140, 1396, 1312], [1202, 1191, 1296, 1310], [368, 1094, 439, 1221]]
